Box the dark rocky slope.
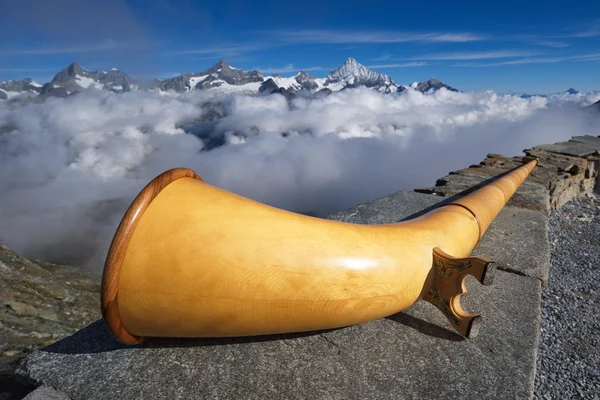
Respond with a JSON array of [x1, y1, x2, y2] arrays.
[[0, 243, 100, 398]]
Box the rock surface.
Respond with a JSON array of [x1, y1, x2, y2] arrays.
[[416, 150, 599, 212], [22, 385, 71, 400], [0, 244, 100, 398], [535, 141, 600, 158]]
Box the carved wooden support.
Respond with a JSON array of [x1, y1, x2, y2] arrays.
[[422, 247, 496, 339]]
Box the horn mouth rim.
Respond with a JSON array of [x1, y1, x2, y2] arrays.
[[101, 168, 203, 344]]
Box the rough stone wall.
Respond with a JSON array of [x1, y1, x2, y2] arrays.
[[415, 135, 600, 213]]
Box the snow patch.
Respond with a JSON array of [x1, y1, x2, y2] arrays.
[[0, 89, 25, 99], [324, 81, 346, 91], [203, 81, 263, 93], [189, 75, 208, 89], [75, 75, 102, 89], [267, 76, 301, 91]]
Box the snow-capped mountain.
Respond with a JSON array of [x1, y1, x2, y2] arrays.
[[0, 78, 42, 100], [149, 60, 264, 93], [518, 88, 600, 106], [324, 57, 398, 93], [1, 58, 462, 103], [259, 71, 320, 94], [295, 71, 320, 91], [411, 78, 458, 93], [522, 88, 584, 99], [40, 62, 139, 97], [258, 59, 458, 96]]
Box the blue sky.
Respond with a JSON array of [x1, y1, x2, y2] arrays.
[[1, 0, 599, 93]]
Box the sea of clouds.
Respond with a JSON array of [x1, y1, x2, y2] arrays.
[[1, 88, 599, 273]]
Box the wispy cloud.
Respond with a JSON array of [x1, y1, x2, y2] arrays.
[[454, 53, 600, 67], [257, 64, 332, 74], [264, 29, 486, 44], [170, 44, 263, 56], [511, 23, 600, 41], [475, 57, 564, 66], [562, 24, 600, 38], [1, 40, 129, 55], [366, 62, 427, 69], [373, 54, 392, 61], [409, 50, 543, 61], [535, 40, 571, 48], [0, 68, 58, 72]]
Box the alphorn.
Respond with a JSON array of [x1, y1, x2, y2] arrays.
[[102, 157, 538, 344]]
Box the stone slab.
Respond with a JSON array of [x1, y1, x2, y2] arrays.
[[17, 270, 541, 400], [415, 172, 549, 214], [570, 135, 600, 148], [17, 191, 545, 399], [535, 142, 600, 158], [326, 190, 445, 224], [472, 206, 549, 286], [23, 386, 71, 400]]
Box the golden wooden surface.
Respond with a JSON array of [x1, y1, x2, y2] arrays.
[[101, 169, 203, 345], [102, 159, 537, 344]]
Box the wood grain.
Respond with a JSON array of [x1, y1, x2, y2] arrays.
[[101, 168, 203, 344]]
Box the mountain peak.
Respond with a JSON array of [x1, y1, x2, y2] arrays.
[[326, 57, 395, 91], [49, 62, 90, 83], [296, 71, 315, 79], [564, 88, 579, 95], [414, 77, 458, 93], [213, 60, 230, 69], [65, 62, 85, 74]]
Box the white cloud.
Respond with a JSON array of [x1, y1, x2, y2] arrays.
[[0, 87, 598, 273], [170, 44, 264, 56], [373, 54, 392, 62], [366, 62, 427, 69], [0, 68, 58, 73], [3, 40, 125, 55], [266, 29, 486, 44], [455, 53, 600, 67], [535, 40, 571, 48], [409, 50, 544, 61]]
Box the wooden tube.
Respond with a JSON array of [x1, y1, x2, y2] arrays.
[[101, 159, 538, 344], [447, 159, 538, 239]]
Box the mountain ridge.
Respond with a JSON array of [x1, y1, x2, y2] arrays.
[[39, 62, 140, 98], [2, 57, 460, 101]]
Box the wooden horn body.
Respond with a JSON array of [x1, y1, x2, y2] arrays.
[[102, 160, 538, 344]]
